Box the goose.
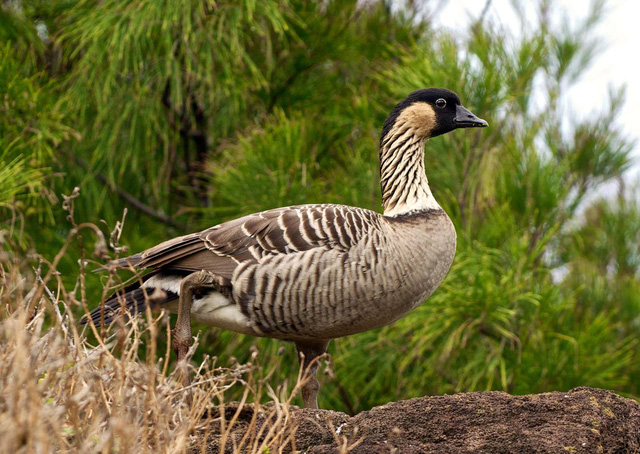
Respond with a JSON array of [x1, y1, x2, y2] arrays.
[[83, 88, 488, 409]]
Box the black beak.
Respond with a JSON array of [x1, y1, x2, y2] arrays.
[[454, 105, 488, 128]]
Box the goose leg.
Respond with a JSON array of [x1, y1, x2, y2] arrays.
[[295, 340, 330, 409], [173, 270, 217, 404]]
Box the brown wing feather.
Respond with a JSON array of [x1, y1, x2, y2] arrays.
[[107, 204, 371, 281]]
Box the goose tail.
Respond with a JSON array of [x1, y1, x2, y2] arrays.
[[81, 273, 183, 327]]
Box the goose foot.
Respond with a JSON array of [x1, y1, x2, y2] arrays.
[[295, 340, 330, 409], [173, 270, 217, 406]]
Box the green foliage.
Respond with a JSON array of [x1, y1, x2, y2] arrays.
[[0, 41, 74, 222], [1, 0, 638, 414]]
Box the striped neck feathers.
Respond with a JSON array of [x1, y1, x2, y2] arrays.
[[379, 102, 441, 217]]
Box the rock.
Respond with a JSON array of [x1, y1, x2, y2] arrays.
[[194, 387, 640, 453]]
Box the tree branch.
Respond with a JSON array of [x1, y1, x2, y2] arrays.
[[71, 154, 186, 230]]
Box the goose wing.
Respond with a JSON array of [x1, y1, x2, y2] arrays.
[[112, 204, 377, 283]]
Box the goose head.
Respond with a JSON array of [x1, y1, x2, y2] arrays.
[[381, 88, 488, 144]]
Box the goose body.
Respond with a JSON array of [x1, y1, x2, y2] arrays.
[[85, 88, 487, 408], [117, 205, 456, 340]]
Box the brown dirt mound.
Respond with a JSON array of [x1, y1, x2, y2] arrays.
[[195, 387, 640, 453]]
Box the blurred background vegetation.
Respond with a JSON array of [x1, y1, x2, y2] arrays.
[[1, 0, 638, 413]]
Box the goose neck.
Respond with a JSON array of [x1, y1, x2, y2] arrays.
[[379, 135, 440, 217]]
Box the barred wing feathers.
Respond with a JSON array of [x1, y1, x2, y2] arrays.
[[126, 204, 376, 275]]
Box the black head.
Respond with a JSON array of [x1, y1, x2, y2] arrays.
[[381, 88, 488, 145]]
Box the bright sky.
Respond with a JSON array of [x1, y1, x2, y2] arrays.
[[434, 0, 640, 181]]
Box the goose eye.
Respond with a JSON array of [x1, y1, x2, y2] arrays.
[[435, 98, 446, 108]]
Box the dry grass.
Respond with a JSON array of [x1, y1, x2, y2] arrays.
[[0, 212, 317, 453]]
